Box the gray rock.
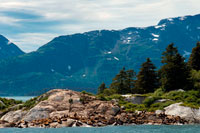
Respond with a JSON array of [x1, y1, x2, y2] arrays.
[[155, 110, 164, 114], [123, 95, 146, 104], [109, 106, 120, 116], [23, 107, 52, 122], [1, 110, 27, 123], [154, 99, 171, 104], [164, 103, 200, 123]]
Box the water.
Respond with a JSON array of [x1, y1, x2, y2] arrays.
[[0, 125, 200, 133], [0, 96, 35, 102]]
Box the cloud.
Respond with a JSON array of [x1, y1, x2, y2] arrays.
[[0, 14, 21, 26], [0, 0, 200, 52], [8, 33, 59, 52]]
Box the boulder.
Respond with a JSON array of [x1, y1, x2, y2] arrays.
[[155, 110, 164, 114], [154, 99, 171, 104], [164, 103, 200, 123], [23, 106, 52, 122], [1, 110, 27, 123], [122, 95, 146, 104]]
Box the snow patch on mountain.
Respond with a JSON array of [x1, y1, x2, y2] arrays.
[[114, 57, 119, 61], [7, 41, 12, 45], [167, 18, 173, 21], [179, 16, 187, 21], [151, 33, 159, 38], [153, 38, 158, 41], [154, 24, 166, 30]]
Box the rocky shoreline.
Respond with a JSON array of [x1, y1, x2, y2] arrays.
[[0, 89, 195, 128], [0, 111, 188, 128]]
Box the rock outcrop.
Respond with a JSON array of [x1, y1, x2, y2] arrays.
[[0, 110, 27, 123], [0, 89, 189, 128], [164, 103, 200, 123], [122, 95, 146, 104]]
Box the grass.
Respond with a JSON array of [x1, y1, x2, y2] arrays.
[[22, 95, 49, 110], [0, 97, 23, 110], [97, 88, 200, 112], [81, 91, 95, 96]]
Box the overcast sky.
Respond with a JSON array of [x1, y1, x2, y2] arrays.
[[0, 0, 200, 52]]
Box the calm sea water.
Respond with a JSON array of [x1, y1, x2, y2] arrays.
[[0, 96, 35, 102], [0, 125, 200, 133]]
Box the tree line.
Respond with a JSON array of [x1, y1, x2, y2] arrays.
[[98, 42, 200, 95]]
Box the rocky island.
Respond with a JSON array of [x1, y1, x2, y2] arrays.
[[1, 43, 200, 128], [1, 89, 200, 128]]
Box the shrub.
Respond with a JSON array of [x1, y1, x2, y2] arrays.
[[102, 89, 117, 96], [97, 94, 108, 101], [81, 91, 94, 96], [153, 88, 164, 97], [69, 99, 73, 104], [143, 96, 160, 107], [105, 94, 124, 101]]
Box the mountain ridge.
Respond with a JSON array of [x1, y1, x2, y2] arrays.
[[0, 14, 200, 95], [0, 35, 24, 59]]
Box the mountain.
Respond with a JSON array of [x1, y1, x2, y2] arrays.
[[0, 35, 24, 59], [0, 14, 200, 95]]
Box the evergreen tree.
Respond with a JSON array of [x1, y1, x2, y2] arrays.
[[134, 58, 158, 94], [159, 43, 191, 91], [125, 69, 136, 93], [97, 82, 106, 94], [110, 67, 136, 94], [188, 42, 200, 70]]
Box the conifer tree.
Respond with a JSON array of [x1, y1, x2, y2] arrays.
[[159, 43, 191, 91], [110, 67, 136, 94], [97, 82, 106, 94], [125, 69, 136, 93], [134, 58, 158, 94], [188, 42, 200, 70]]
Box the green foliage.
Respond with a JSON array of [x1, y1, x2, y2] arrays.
[[102, 88, 117, 96], [134, 58, 159, 94], [97, 94, 109, 101], [190, 70, 200, 90], [105, 94, 124, 101], [0, 97, 22, 110], [153, 88, 165, 97], [81, 91, 94, 96], [22, 95, 49, 110], [117, 89, 200, 112], [97, 82, 106, 94], [69, 98, 73, 104], [161, 90, 200, 108], [159, 43, 191, 91], [110, 67, 136, 94], [149, 101, 175, 112], [22, 97, 37, 110], [181, 102, 200, 109], [143, 96, 160, 107], [188, 42, 200, 71]]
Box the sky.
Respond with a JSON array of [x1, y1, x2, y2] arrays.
[[0, 0, 200, 52]]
